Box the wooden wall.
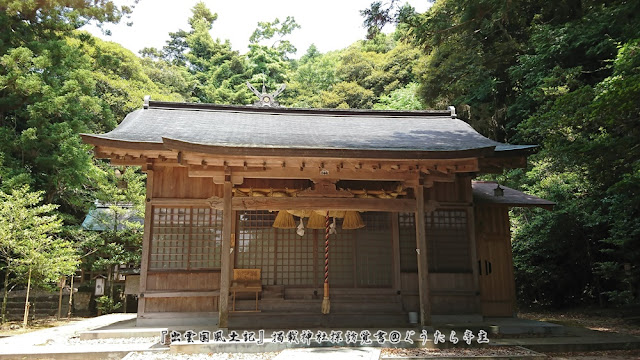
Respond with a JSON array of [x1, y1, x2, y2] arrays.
[[141, 167, 493, 319], [145, 297, 218, 312], [146, 272, 221, 291], [475, 204, 516, 317], [144, 272, 221, 313], [426, 175, 473, 203], [151, 166, 224, 198], [400, 174, 480, 315]]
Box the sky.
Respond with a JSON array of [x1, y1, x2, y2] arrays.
[[83, 0, 432, 58]]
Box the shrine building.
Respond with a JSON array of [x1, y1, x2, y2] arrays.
[[81, 96, 553, 328]]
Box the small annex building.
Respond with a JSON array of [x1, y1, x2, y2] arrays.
[[81, 98, 553, 328]]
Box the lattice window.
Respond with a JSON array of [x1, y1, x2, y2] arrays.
[[398, 212, 418, 272], [427, 209, 471, 272], [149, 207, 222, 270], [276, 227, 315, 286], [317, 212, 392, 288], [356, 212, 392, 287], [319, 223, 357, 288], [236, 211, 277, 286], [234, 211, 393, 288]]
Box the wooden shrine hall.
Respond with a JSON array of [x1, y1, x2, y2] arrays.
[[81, 97, 553, 328]]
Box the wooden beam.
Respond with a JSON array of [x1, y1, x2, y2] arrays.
[[143, 290, 221, 298], [110, 158, 148, 166], [414, 183, 432, 326], [232, 197, 416, 212], [150, 198, 211, 206], [188, 165, 420, 182], [218, 180, 233, 329], [137, 170, 154, 319], [149, 196, 418, 212]]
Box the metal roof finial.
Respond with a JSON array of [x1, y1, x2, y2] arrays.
[[247, 81, 286, 107]]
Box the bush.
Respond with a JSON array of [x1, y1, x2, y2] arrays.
[[95, 296, 122, 314]]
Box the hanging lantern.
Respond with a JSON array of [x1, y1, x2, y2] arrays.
[[272, 211, 296, 229], [342, 211, 365, 229]]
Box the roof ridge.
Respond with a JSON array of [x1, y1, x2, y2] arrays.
[[147, 100, 452, 117]]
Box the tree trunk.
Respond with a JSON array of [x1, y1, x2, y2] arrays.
[[1, 268, 9, 324], [108, 265, 114, 300], [67, 274, 74, 319], [23, 266, 32, 328], [57, 276, 64, 320]]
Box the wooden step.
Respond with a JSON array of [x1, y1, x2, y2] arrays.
[[233, 298, 404, 313], [262, 285, 284, 299], [228, 312, 411, 329]]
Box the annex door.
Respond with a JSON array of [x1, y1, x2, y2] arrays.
[[475, 205, 516, 317]]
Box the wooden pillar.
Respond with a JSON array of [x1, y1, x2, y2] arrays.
[[391, 213, 401, 292], [218, 179, 233, 328], [414, 183, 431, 326], [467, 206, 481, 313], [461, 175, 482, 313], [137, 168, 154, 320]]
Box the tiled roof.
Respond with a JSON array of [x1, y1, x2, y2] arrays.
[[82, 101, 536, 158], [472, 181, 555, 210]]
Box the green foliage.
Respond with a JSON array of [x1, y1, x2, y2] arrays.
[[395, 0, 640, 308], [249, 16, 301, 58], [0, 0, 138, 33], [4, 0, 638, 315], [360, 1, 415, 40], [373, 82, 424, 110], [283, 46, 339, 108], [308, 34, 422, 109], [0, 185, 78, 322], [82, 164, 144, 274], [0, 0, 163, 313], [320, 82, 375, 109], [95, 295, 121, 314]]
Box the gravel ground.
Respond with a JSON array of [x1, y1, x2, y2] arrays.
[[65, 336, 160, 346], [381, 346, 540, 357], [124, 351, 281, 360], [545, 349, 640, 359]]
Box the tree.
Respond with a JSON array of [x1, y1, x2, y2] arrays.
[[360, 1, 416, 40], [0, 2, 167, 323], [398, 0, 640, 307], [0, 0, 138, 33], [284, 46, 340, 108], [249, 16, 300, 58], [373, 82, 424, 110], [0, 186, 78, 326], [246, 16, 301, 102], [80, 164, 144, 306]]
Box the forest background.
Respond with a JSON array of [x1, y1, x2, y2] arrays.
[[0, 0, 639, 321]]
